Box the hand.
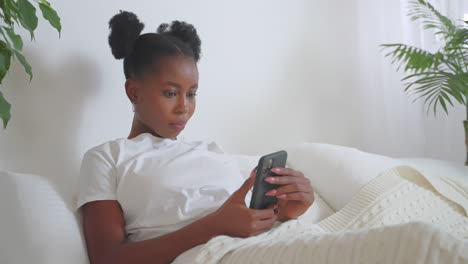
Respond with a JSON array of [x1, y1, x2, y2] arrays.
[[209, 168, 277, 238], [264, 168, 314, 222]]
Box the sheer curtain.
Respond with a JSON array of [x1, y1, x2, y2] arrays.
[[351, 0, 466, 163]]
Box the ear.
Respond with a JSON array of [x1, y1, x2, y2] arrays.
[[125, 79, 141, 104]]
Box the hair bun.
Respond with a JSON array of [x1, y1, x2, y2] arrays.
[[157, 20, 201, 61], [108, 11, 145, 59]]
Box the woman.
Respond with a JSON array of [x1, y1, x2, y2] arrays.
[[76, 11, 314, 264]]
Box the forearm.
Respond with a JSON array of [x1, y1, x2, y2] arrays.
[[96, 214, 218, 264]]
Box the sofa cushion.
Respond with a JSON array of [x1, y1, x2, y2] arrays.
[[0, 170, 89, 264], [285, 143, 406, 211], [284, 143, 468, 212]]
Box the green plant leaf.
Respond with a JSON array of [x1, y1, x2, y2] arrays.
[[382, 0, 467, 117], [402, 71, 445, 92], [409, 0, 457, 41], [2, 27, 23, 51], [6, 0, 20, 15], [421, 86, 441, 104], [443, 88, 465, 105], [0, 41, 12, 83], [0, 0, 13, 26], [401, 71, 466, 115], [13, 50, 32, 80], [424, 90, 441, 116], [0, 27, 12, 50], [439, 96, 448, 115], [440, 91, 454, 107], [381, 44, 440, 73], [0, 91, 11, 129], [17, 0, 38, 40], [447, 74, 468, 95], [39, 3, 61, 36], [432, 97, 439, 116], [3, 0, 20, 24], [407, 81, 443, 99]]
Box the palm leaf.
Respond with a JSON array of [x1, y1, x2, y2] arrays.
[[381, 44, 441, 73], [408, 0, 457, 41], [444, 27, 468, 72], [402, 71, 466, 115]]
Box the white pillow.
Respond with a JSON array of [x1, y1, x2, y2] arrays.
[[398, 158, 468, 181], [297, 193, 335, 224], [0, 170, 89, 264], [231, 154, 335, 223], [284, 143, 403, 211]]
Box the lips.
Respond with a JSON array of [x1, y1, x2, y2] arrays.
[[169, 121, 187, 131]]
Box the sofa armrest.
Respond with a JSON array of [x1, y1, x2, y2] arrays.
[[0, 170, 89, 264]]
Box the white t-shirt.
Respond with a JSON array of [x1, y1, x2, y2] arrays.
[[76, 133, 248, 242]]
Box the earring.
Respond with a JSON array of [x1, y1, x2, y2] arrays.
[[132, 104, 135, 112]]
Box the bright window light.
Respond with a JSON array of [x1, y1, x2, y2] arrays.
[[465, 13, 468, 21]]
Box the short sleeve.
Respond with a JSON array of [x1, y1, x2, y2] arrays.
[[75, 149, 117, 211]]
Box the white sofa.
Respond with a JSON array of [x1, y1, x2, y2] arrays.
[[1, 142, 467, 264]]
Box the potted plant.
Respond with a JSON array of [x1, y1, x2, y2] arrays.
[[0, 0, 61, 129], [381, 0, 468, 165]]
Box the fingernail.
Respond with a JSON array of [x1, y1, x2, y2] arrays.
[[271, 168, 281, 172], [265, 190, 276, 196], [277, 194, 286, 199], [265, 177, 275, 183]]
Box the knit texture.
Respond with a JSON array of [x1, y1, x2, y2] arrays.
[[318, 166, 468, 237], [191, 165, 468, 263]]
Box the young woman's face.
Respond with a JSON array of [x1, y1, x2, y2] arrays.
[[129, 56, 199, 139]]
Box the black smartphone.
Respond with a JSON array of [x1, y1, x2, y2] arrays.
[[249, 150, 288, 210]]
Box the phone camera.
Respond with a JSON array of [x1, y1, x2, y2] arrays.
[[266, 159, 273, 170]]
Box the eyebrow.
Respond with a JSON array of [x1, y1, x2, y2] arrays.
[[163, 81, 198, 89]]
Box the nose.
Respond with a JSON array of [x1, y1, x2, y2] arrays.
[[175, 96, 189, 114]]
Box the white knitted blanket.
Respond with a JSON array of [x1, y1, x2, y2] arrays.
[[182, 166, 468, 264]]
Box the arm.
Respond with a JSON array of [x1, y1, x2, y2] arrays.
[[82, 200, 217, 264], [82, 168, 276, 264]]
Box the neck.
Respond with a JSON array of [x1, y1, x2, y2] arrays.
[[127, 115, 176, 140]]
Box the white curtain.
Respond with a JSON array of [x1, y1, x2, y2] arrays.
[[351, 0, 466, 163]]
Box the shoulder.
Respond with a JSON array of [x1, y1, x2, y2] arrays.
[[83, 139, 122, 164], [82, 134, 159, 164]]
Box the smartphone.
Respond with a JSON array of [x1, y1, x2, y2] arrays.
[[249, 150, 288, 210]]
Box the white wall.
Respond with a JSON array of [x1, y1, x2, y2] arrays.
[[0, 0, 465, 194]]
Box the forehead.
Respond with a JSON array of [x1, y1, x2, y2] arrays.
[[145, 56, 198, 84]]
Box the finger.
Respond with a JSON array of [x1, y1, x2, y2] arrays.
[[251, 208, 276, 220], [276, 192, 315, 203], [265, 183, 312, 196], [270, 167, 304, 177], [266, 203, 279, 213], [264, 175, 309, 185], [233, 172, 255, 201], [250, 166, 257, 177]]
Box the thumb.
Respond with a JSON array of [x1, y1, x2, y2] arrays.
[[232, 167, 256, 201]]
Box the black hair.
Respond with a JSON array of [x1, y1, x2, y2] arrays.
[[108, 11, 201, 79]]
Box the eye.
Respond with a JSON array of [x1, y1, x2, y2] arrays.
[[164, 90, 176, 98], [187, 92, 198, 98]]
